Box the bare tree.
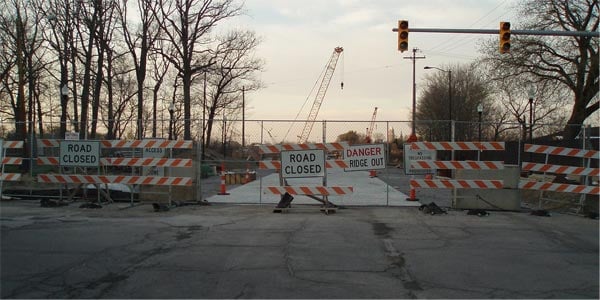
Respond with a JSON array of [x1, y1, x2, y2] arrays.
[[118, 0, 162, 139], [203, 30, 264, 150], [154, 0, 242, 140], [0, 0, 30, 143], [416, 64, 493, 141], [479, 0, 599, 140], [73, 0, 102, 139], [149, 43, 171, 137]]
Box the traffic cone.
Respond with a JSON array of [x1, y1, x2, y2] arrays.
[[243, 164, 251, 184], [406, 188, 418, 201], [369, 170, 377, 178], [218, 162, 229, 195]]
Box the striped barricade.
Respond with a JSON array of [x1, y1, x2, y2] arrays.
[[258, 142, 348, 154], [410, 160, 504, 170], [410, 141, 505, 151], [37, 157, 192, 168], [259, 159, 349, 170], [525, 144, 599, 159], [522, 162, 598, 177], [406, 142, 506, 195], [37, 174, 192, 186], [410, 179, 504, 189], [1, 140, 24, 182], [522, 144, 599, 212], [265, 186, 354, 196], [519, 181, 599, 195], [35, 139, 195, 204], [38, 139, 192, 149]]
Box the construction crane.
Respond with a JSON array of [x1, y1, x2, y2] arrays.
[[365, 107, 378, 143], [297, 47, 344, 144]]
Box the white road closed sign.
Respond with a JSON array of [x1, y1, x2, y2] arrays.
[[280, 149, 325, 178], [344, 144, 386, 171], [60, 140, 100, 167]]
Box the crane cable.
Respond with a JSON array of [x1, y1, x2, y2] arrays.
[[281, 57, 330, 142], [340, 51, 344, 90]]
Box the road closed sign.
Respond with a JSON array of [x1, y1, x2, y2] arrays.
[[280, 149, 325, 178], [344, 144, 386, 171], [60, 140, 100, 167]]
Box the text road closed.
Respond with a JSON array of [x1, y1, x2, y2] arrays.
[[281, 149, 325, 178], [59, 141, 101, 167]]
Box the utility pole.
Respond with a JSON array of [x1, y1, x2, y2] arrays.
[[242, 86, 245, 149], [404, 48, 425, 142]]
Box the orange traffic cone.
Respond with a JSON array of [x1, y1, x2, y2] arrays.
[[243, 164, 251, 184], [406, 188, 418, 201], [218, 163, 229, 195]]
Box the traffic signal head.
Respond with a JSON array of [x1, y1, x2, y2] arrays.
[[499, 22, 511, 54], [398, 20, 409, 52]]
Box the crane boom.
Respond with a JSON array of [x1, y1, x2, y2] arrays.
[[366, 107, 378, 143], [297, 47, 344, 144]]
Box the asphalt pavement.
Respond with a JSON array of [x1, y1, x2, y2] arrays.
[[1, 198, 598, 299]]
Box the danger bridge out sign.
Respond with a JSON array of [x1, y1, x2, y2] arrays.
[[344, 144, 386, 171], [280, 149, 325, 178]]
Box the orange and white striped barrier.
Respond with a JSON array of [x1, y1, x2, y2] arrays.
[[37, 139, 60, 147], [37, 157, 192, 167], [103, 157, 192, 167], [410, 179, 504, 189], [265, 186, 353, 195], [522, 162, 599, 176], [36, 157, 60, 165], [259, 159, 349, 170], [37, 174, 192, 186], [1, 140, 24, 182], [37, 139, 192, 149], [411, 160, 504, 170], [3, 141, 24, 148], [258, 142, 348, 154], [1, 173, 21, 181], [525, 144, 599, 159], [519, 181, 599, 195], [101, 140, 192, 149], [522, 144, 599, 208], [410, 141, 505, 151], [1, 157, 23, 165]]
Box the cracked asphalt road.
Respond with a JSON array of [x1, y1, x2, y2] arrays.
[[1, 201, 598, 298]]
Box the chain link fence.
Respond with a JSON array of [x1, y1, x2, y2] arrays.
[[1, 118, 597, 212]]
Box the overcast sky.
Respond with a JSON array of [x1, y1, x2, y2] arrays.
[[224, 0, 518, 124]]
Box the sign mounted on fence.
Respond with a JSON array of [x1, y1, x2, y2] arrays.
[[344, 143, 386, 171], [60, 140, 100, 167], [143, 139, 167, 176], [404, 144, 436, 175], [280, 149, 325, 178], [65, 132, 79, 140]]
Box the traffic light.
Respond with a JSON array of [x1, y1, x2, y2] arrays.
[[398, 20, 409, 52], [499, 22, 511, 54]]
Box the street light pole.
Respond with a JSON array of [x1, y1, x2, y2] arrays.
[[528, 87, 535, 145], [404, 48, 425, 142], [168, 102, 174, 140], [222, 114, 227, 158], [477, 103, 483, 142]]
